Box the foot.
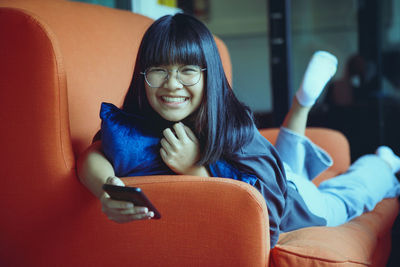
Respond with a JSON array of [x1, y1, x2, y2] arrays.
[[296, 51, 338, 107], [376, 146, 400, 173]]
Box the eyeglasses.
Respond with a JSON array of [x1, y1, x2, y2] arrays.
[[141, 65, 206, 88]]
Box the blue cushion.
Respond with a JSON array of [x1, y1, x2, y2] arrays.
[[100, 102, 174, 177]]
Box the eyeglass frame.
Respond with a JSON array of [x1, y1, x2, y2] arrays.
[[140, 65, 207, 88]]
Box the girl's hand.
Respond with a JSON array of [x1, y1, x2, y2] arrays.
[[100, 176, 154, 223], [160, 122, 209, 176]]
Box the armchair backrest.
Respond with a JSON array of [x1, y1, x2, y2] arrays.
[[0, 0, 232, 158]]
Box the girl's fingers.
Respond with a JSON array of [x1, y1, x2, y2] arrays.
[[120, 207, 149, 215], [109, 210, 154, 223], [106, 176, 125, 186], [102, 195, 148, 214], [104, 202, 153, 221], [163, 128, 178, 144], [102, 196, 134, 209], [173, 122, 188, 141], [128, 212, 154, 221], [160, 138, 173, 153], [160, 147, 168, 160]]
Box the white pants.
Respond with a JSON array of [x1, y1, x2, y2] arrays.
[[275, 127, 400, 226]]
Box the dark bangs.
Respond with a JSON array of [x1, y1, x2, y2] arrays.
[[139, 15, 206, 70]]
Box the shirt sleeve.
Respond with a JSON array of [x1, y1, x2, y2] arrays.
[[228, 129, 326, 247], [233, 140, 287, 248]]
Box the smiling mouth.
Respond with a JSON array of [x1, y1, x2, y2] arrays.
[[161, 96, 189, 103]]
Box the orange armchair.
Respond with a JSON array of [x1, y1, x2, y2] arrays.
[[0, 0, 398, 266]]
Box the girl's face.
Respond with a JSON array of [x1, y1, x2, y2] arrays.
[[144, 64, 205, 122]]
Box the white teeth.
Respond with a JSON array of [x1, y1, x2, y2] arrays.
[[161, 96, 188, 103]]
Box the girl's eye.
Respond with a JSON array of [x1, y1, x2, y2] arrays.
[[180, 66, 198, 74], [148, 68, 167, 74]]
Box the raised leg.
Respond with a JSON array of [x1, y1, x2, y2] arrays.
[[282, 97, 311, 135], [282, 51, 338, 135]]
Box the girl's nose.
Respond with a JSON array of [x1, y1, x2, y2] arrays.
[[164, 70, 183, 90]]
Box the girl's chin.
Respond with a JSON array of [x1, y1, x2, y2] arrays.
[[159, 113, 189, 122]]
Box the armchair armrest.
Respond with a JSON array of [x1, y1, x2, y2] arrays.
[[119, 175, 270, 266]]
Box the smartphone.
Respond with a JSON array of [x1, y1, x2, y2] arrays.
[[102, 184, 161, 219]]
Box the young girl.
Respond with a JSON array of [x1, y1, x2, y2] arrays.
[[77, 13, 400, 248]]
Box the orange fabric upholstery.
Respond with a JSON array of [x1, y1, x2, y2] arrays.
[[122, 176, 270, 266], [0, 0, 398, 266], [261, 128, 399, 266]]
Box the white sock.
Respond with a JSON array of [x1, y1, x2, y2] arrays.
[[376, 146, 400, 173], [296, 51, 338, 107]]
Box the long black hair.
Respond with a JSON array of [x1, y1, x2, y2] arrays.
[[123, 13, 255, 165]]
